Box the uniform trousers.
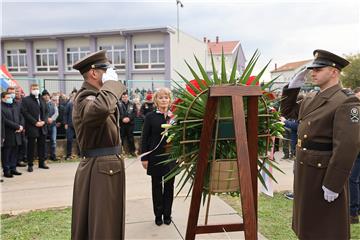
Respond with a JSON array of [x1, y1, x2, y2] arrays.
[[151, 175, 175, 218]]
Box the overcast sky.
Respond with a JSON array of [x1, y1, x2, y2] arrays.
[[1, 0, 360, 79]]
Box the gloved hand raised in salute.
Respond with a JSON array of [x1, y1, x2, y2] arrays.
[[288, 66, 310, 89], [102, 68, 118, 83]]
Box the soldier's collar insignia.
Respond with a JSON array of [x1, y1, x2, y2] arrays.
[[350, 107, 359, 123]]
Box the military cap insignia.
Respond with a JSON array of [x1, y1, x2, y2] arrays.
[[350, 107, 359, 123], [314, 52, 319, 59]]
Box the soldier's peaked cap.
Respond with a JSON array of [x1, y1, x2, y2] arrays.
[[73, 50, 110, 74], [307, 49, 350, 70]]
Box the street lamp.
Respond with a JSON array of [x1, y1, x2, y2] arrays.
[[176, 0, 184, 42]]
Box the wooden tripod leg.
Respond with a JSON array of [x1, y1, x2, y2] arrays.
[[232, 96, 257, 240], [185, 96, 218, 240]]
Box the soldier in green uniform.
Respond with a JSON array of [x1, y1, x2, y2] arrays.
[[281, 49, 360, 240], [70, 50, 126, 240]]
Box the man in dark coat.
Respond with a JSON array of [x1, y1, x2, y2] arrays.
[[118, 92, 137, 156], [21, 83, 49, 172], [282, 49, 360, 239], [15, 87, 28, 166], [1, 91, 24, 177], [71, 50, 126, 240]]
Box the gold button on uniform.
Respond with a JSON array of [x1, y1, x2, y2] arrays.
[[109, 170, 113, 175], [303, 148, 307, 151], [300, 161, 304, 165], [307, 121, 311, 126], [304, 134, 308, 139], [317, 163, 322, 167]]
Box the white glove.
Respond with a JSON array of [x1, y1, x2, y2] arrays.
[[102, 68, 118, 83], [322, 185, 339, 202], [288, 67, 309, 89]]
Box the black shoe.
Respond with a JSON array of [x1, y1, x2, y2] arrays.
[[4, 172, 13, 178], [39, 165, 49, 169], [284, 192, 294, 200], [27, 166, 33, 172], [163, 216, 172, 225], [17, 161, 27, 167], [10, 170, 22, 176], [155, 217, 163, 226], [50, 156, 59, 161]]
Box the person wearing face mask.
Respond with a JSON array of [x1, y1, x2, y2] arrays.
[[1, 91, 24, 178], [7, 86, 27, 167], [71, 50, 126, 240], [281, 49, 360, 239], [141, 88, 176, 226], [21, 83, 49, 172]]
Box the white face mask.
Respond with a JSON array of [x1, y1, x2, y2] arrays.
[[31, 89, 40, 97]]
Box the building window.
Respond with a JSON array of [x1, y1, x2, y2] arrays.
[[35, 48, 58, 72], [66, 47, 90, 71], [99, 45, 126, 70], [6, 49, 27, 72], [134, 44, 165, 69]]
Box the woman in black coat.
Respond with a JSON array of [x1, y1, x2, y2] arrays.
[[141, 88, 176, 226], [1, 91, 24, 177]]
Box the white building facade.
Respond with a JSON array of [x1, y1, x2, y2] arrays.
[[1, 26, 211, 94]]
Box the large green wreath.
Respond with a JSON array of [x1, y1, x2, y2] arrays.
[[163, 50, 284, 197]]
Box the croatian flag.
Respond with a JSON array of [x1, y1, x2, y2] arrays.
[[0, 65, 22, 91]]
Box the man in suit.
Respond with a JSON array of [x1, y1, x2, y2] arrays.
[[21, 83, 49, 172], [282, 49, 360, 239], [1, 91, 24, 177], [118, 92, 137, 156]]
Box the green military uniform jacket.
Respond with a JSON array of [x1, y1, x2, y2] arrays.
[[71, 80, 126, 240], [282, 84, 360, 240]]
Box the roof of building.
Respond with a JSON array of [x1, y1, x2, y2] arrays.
[[208, 41, 240, 55], [1, 26, 176, 40], [271, 59, 312, 73]]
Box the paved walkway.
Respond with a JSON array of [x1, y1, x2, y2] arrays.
[[1, 152, 293, 239]]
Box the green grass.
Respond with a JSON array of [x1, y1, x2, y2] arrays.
[[1, 194, 359, 239], [221, 192, 360, 240], [1, 208, 71, 240]]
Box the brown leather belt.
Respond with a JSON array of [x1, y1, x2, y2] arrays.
[[81, 146, 121, 158]]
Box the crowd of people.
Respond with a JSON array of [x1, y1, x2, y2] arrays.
[[1, 84, 157, 178], [1, 85, 79, 177]]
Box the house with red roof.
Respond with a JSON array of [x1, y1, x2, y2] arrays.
[[206, 36, 246, 75], [270, 59, 312, 91]]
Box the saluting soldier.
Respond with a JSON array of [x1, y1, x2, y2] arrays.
[[281, 49, 360, 240], [71, 50, 126, 240]]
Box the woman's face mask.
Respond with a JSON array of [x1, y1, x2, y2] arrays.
[[9, 93, 15, 99]]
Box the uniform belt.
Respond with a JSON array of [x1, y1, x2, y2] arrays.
[[297, 140, 332, 151], [81, 147, 120, 158]]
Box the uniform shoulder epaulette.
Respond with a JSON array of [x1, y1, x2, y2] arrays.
[[341, 88, 355, 96]]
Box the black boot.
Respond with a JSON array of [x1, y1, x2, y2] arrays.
[[155, 216, 163, 226], [163, 216, 172, 225]]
